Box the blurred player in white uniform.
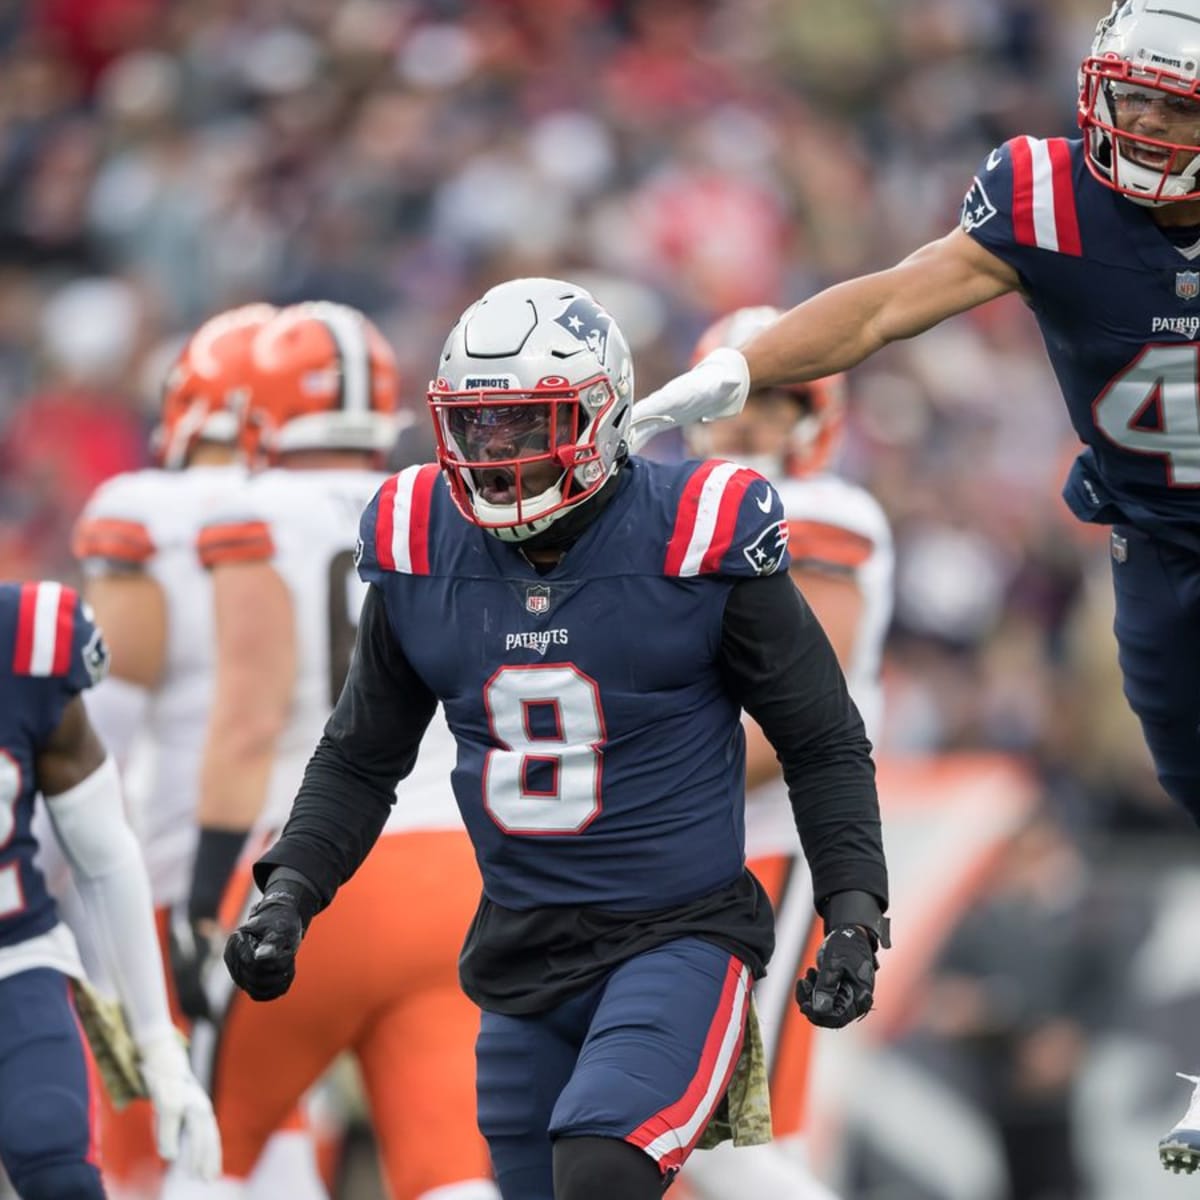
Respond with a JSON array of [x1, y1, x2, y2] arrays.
[[168, 302, 498, 1200], [72, 306, 327, 1199], [680, 307, 893, 1200]]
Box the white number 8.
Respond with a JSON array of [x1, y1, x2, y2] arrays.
[[0, 752, 22, 917], [482, 664, 605, 835]]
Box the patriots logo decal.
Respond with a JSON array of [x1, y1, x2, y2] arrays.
[[555, 298, 612, 361], [744, 520, 789, 576], [960, 176, 997, 233]]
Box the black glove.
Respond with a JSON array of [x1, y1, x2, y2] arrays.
[[167, 908, 225, 1022], [796, 925, 879, 1028], [223, 886, 307, 1002]]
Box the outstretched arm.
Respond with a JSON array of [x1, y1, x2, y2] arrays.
[[743, 228, 1020, 388], [634, 229, 1020, 429]]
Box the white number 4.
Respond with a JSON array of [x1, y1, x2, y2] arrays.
[[482, 664, 604, 835], [1094, 344, 1200, 485]]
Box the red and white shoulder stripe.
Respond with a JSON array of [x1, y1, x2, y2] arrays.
[[664, 461, 762, 577], [1008, 135, 1082, 256], [374, 463, 440, 575], [12, 582, 77, 678]]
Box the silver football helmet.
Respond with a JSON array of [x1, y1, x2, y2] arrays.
[[1079, 0, 1200, 205], [428, 278, 634, 541]]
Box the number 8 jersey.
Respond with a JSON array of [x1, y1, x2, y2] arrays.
[[962, 135, 1200, 540], [357, 456, 793, 913]]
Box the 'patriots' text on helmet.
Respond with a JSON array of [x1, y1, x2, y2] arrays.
[[428, 278, 634, 542], [689, 306, 845, 479], [1079, 0, 1200, 205]]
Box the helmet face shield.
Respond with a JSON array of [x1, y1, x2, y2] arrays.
[[428, 278, 633, 542], [429, 377, 613, 534]]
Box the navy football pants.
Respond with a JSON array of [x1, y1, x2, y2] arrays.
[[0, 967, 104, 1198], [475, 937, 752, 1200], [1111, 525, 1200, 815]]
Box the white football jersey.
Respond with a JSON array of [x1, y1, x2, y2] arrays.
[[76, 465, 248, 906], [745, 471, 894, 860], [202, 467, 462, 839]]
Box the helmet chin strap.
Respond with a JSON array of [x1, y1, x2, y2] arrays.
[[518, 462, 626, 553]]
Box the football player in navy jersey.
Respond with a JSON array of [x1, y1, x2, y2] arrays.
[[223, 277, 890, 1200], [637, 0, 1200, 1170], [0, 581, 220, 1196]]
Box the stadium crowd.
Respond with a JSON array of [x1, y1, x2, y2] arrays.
[[0, 2, 1193, 1198]]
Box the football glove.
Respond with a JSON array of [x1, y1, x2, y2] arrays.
[[167, 908, 225, 1023], [796, 925, 878, 1029], [138, 1029, 222, 1179], [223, 885, 306, 1002], [628, 347, 750, 452]]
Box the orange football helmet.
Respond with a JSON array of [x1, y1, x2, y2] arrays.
[[243, 301, 399, 462], [690, 305, 845, 478], [156, 303, 277, 469]]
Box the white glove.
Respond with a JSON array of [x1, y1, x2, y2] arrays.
[[628, 347, 750, 453], [139, 1030, 223, 1181]]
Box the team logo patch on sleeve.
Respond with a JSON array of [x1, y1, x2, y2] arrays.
[[960, 176, 997, 233], [82, 624, 110, 685], [743, 520, 789, 576]]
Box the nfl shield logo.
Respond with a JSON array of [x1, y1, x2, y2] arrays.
[[525, 585, 551, 615], [1110, 531, 1127, 564], [1177, 271, 1200, 301]]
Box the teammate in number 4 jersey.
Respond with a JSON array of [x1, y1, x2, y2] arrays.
[[0, 582, 219, 1196], [635, 0, 1200, 1170], [222, 276, 890, 1200]]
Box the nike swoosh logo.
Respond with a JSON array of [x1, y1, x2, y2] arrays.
[[755, 489, 772, 513], [986, 147, 1003, 171]]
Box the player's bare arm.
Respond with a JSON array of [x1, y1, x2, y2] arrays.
[[82, 573, 167, 690], [198, 560, 295, 834], [744, 229, 1021, 389]]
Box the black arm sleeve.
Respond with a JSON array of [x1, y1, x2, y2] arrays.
[[253, 584, 438, 908], [718, 572, 888, 911]]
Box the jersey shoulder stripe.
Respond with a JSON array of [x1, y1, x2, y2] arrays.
[[12, 582, 78, 677], [787, 519, 875, 570], [1010, 136, 1081, 256], [197, 520, 275, 568], [373, 463, 439, 576], [664, 460, 774, 577], [72, 515, 155, 565]]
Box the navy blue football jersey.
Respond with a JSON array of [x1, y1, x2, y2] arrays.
[[0, 582, 109, 948], [358, 458, 791, 912], [961, 135, 1200, 538]]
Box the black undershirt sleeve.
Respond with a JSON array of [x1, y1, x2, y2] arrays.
[[253, 584, 437, 908], [718, 572, 888, 911]]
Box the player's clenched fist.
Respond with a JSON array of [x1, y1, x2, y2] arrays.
[[224, 882, 308, 1001], [796, 925, 878, 1029]]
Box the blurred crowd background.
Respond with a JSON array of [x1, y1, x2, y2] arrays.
[[2, 1, 1197, 1198]]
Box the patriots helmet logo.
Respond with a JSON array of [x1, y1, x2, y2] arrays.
[[555, 298, 612, 362], [743, 520, 789, 576]]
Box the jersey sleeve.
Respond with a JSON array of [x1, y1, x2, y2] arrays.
[[959, 136, 1083, 274], [196, 495, 275, 569], [779, 481, 892, 575], [72, 474, 157, 572], [663, 461, 791, 579], [356, 464, 440, 584]]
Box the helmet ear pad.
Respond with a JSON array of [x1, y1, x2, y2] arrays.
[[428, 278, 635, 542]]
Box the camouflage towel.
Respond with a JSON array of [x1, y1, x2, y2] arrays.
[[697, 993, 773, 1150], [70, 976, 148, 1109]]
